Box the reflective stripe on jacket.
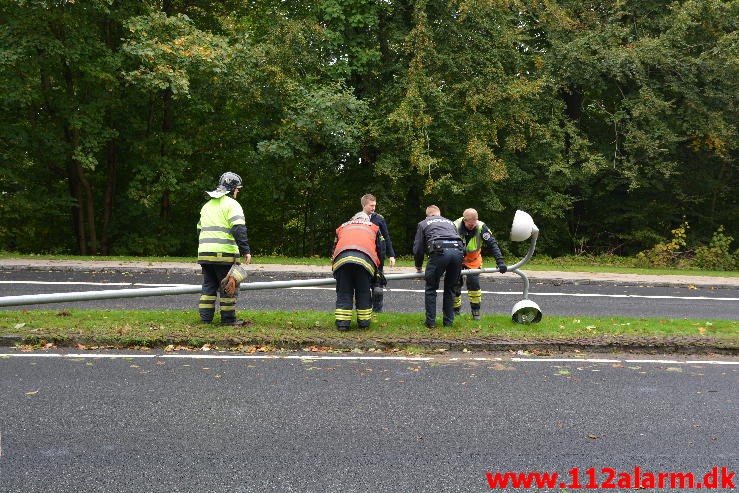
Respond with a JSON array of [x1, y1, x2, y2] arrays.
[[197, 196, 245, 264], [454, 218, 483, 269], [332, 220, 381, 271]]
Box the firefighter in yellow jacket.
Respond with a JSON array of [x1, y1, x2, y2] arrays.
[[331, 212, 386, 331], [453, 208, 507, 320], [197, 172, 251, 326]]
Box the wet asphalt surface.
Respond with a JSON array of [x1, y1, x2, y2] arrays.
[[1, 269, 737, 320], [0, 351, 737, 492]]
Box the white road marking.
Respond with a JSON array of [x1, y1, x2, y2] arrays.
[[0, 281, 194, 288], [64, 354, 157, 359], [530, 292, 739, 301], [511, 357, 622, 363], [0, 353, 736, 364], [287, 286, 738, 301], [160, 354, 432, 361], [0, 353, 63, 357], [1, 281, 736, 301]]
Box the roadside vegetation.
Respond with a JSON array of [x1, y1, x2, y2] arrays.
[[1, 310, 736, 354], [1, 1, 736, 264]]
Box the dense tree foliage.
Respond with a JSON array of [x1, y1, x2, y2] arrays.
[[1, 0, 736, 260]]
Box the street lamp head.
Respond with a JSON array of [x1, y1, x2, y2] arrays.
[[511, 299, 543, 324], [510, 210, 539, 242]]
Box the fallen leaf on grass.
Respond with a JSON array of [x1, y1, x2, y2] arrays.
[[306, 346, 334, 352]]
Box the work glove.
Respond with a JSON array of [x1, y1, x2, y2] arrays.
[[498, 263, 507, 274], [219, 264, 248, 296], [219, 275, 239, 297]]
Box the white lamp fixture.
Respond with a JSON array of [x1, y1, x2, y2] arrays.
[[510, 209, 539, 242], [509, 209, 543, 324], [511, 299, 543, 324]]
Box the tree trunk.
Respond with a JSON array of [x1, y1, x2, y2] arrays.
[[66, 160, 87, 255], [160, 88, 174, 220], [102, 138, 117, 255], [101, 14, 118, 256], [62, 61, 97, 254]]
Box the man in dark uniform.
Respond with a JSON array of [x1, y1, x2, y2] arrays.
[[360, 193, 395, 312], [413, 205, 464, 329], [332, 212, 386, 331]]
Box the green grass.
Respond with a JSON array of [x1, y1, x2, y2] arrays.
[[2, 251, 736, 277], [1, 309, 735, 352]]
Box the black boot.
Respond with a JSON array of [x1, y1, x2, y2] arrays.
[[336, 320, 351, 331]]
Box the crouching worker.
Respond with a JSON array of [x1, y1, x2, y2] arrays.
[[196, 172, 252, 326], [331, 212, 386, 331]]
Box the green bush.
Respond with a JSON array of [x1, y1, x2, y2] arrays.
[[693, 226, 737, 271], [635, 222, 690, 268]]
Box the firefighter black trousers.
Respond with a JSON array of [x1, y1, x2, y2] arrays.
[[335, 263, 373, 327], [199, 263, 238, 323]]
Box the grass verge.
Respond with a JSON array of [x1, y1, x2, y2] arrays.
[[1, 309, 736, 354]]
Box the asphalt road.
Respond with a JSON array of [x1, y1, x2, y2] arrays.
[[1, 269, 738, 320], [0, 350, 736, 492]]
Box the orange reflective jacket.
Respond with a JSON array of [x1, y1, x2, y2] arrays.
[[332, 220, 381, 268]]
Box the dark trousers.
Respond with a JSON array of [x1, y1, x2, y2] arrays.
[[424, 248, 463, 327], [335, 264, 373, 327], [199, 263, 238, 323], [372, 267, 386, 312], [453, 272, 482, 310]]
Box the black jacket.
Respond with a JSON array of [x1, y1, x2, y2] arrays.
[[370, 213, 395, 258], [412, 215, 461, 269]]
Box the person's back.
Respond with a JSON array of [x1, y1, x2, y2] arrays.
[[332, 214, 383, 274], [198, 195, 244, 264], [332, 212, 385, 331], [196, 172, 251, 326], [413, 205, 464, 328]]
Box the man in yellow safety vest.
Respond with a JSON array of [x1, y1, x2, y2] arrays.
[[453, 208, 507, 320], [197, 172, 252, 326]]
